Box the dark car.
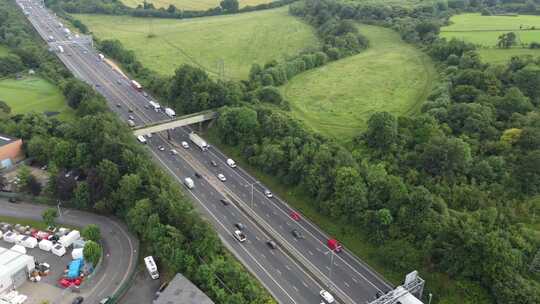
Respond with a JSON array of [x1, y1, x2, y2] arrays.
[[8, 197, 19, 203], [194, 172, 202, 179], [128, 108, 134, 113], [220, 199, 229, 206], [210, 160, 218, 167], [116, 103, 121, 108], [72, 296, 84, 304], [234, 223, 245, 230], [266, 240, 277, 249], [291, 229, 304, 239]]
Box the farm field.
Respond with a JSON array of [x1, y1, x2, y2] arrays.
[[0, 77, 72, 120], [122, 0, 272, 10], [441, 13, 540, 63], [0, 45, 10, 56], [76, 7, 319, 79], [281, 24, 436, 141]]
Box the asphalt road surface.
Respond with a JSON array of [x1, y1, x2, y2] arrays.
[[0, 199, 139, 303], [18, 1, 396, 303]]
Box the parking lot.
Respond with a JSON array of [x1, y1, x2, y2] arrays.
[[0, 240, 80, 304]]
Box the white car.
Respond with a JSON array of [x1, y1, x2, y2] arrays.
[[264, 190, 273, 198], [320, 290, 335, 303], [226, 158, 236, 168], [233, 230, 246, 242], [217, 174, 226, 182], [158, 145, 165, 151], [181, 141, 189, 149], [170, 149, 178, 155]]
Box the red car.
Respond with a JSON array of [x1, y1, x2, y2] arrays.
[[290, 211, 301, 221], [32, 230, 51, 241], [327, 238, 342, 253]]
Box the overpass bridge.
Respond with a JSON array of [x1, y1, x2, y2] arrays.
[[133, 110, 218, 136]]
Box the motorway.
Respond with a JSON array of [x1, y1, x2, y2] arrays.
[[18, 1, 395, 303], [0, 199, 138, 303]]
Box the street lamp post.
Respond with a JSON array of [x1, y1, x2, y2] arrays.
[[245, 181, 260, 208], [324, 249, 336, 292], [57, 200, 62, 217]]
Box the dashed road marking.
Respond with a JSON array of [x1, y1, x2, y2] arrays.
[[344, 282, 350, 288], [308, 250, 314, 256]]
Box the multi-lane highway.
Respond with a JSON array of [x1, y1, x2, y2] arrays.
[[18, 1, 396, 303]]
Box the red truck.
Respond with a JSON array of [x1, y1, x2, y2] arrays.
[[327, 238, 342, 253]]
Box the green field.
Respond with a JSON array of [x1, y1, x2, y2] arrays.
[[76, 7, 319, 79], [122, 0, 272, 10], [281, 24, 436, 141], [0, 77, 72, 119], [0, 45, 10, 56], [441, 13, 540, 63]]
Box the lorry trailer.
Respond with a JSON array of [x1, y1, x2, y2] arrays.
[[189, 132, 208, 151]]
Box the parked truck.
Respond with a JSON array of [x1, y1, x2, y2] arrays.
[[189, 132, 208, 151], [165, 107, 176, 118]]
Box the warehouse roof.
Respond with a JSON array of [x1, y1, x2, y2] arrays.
[[0, 134, 18, 148], [153, 273, 214, 304], [0, 247, 34, 275]]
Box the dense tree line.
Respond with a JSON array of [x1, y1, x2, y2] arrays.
[[45, 0, 297, 19], [0, 1, 274, 303], [247, 2, 369, 89]]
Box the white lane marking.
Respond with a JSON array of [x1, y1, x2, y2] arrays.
[[206, 147, 392, 291], [344, 282, 350, 288], [352, 277, 358, 283], [285, 265, 291, 271], [293, 285, 298, 292], [302, 281, 308, 288], [308, 250, 314, 256], [151, 151, 297, 303]]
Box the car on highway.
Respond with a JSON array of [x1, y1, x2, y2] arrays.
[[264, 189, 273, 198], [233, 230, 246, 242], [291, 229, 304, 239], [99, 298, 111, 304], [128, 108, 133, 113], [181, 141, 189, 149], [170, 149, 178, 155], [210, 160, 218, 167], [234, 223, 245, 230], [227, 158, 237, 168], [127, 119, 135, 127], [320, 290, 335, 303], [158, 146, 165, 151], [128, 115, 135, 121], [72, 296, 84, 304], [217, 173, 226, 182], [116, 103, 121, 108], [143, 92, 149, 97], [144, 104, 150, 109], [194, 172, 202, 179], [116, 79, 122, 85], [290, 211, 301, 221], [266, 240, 277, 249], [220, 199, 230, 206]]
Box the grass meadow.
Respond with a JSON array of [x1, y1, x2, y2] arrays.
[[76, 7, 319, 79], [441, 13, 540, 63], [0, 76, 72, 120], [121, 0, 272, 10], [281, 24, 436, 141]]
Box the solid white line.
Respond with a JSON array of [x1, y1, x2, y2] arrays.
[[151, 150, 297, 303]]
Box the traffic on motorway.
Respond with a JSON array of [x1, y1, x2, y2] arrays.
[[18, 1, 399, 303]]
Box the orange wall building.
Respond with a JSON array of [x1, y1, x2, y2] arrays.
[[0, 135, 24, 169]]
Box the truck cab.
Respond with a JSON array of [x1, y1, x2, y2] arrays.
[[233, 230, 246, 242]]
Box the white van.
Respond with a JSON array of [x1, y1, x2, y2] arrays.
[[226, 158, 236, 168], [184, 177, 194, 189], [144, 256, 159, 280], [320, 290, 335, 303]]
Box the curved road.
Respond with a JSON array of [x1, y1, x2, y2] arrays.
[[0, 199, 139, 303]]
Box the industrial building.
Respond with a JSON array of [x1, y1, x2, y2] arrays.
[[0, 135, 24, 169], [153, 273, 214, 304], [0, 247, 35, 294]]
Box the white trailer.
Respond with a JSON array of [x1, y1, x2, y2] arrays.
[[189, 132, 208, 151], [165, 107, 176, 118], [59, 230, 80, 248]]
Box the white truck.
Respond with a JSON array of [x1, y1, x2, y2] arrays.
[[149, 101, 160, 112], [184, 177, 194, 189], [165, 107, 176, 118], [189, 132, 208, 151], [98, 53, 105, 61], [57, 45, 64, 53]]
